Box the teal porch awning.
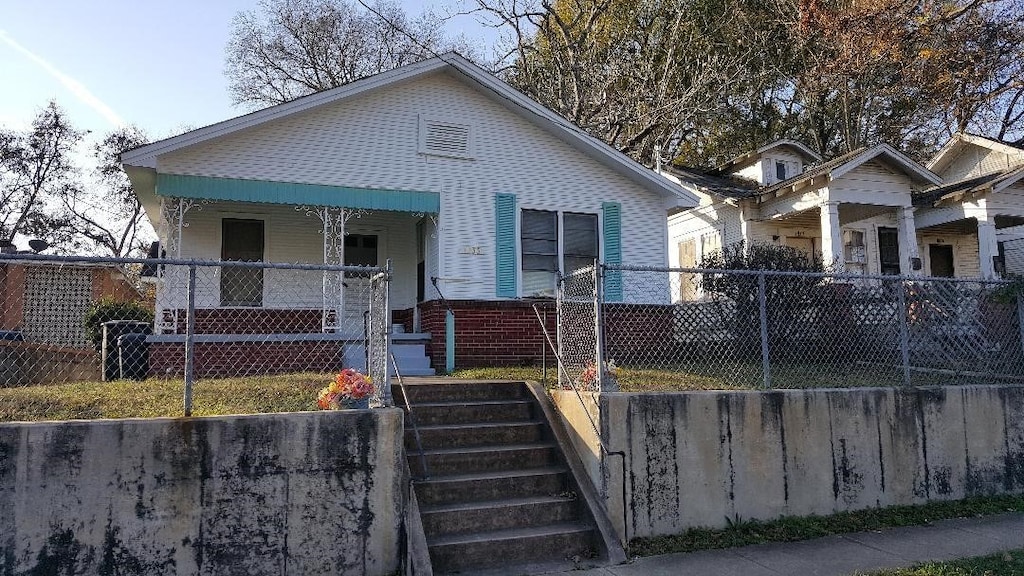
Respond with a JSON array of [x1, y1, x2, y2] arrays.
[[156, 173, 440, 213]]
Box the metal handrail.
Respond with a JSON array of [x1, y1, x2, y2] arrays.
[[429, 276, 456, 315], [390, 351, 430, 480], [531, 303, 630, 552]]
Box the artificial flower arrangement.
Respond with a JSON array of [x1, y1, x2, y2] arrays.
[[317, 368, 374, 409], [578, 360, 618, 390]]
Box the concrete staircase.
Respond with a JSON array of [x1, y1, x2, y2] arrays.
[[391, 333, 435, 376], [396, 380, 614, 574]]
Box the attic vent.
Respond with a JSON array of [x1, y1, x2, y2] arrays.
[[419, 117, 473, 159]]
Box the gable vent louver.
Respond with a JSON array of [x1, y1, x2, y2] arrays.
[[420, 119, 472, 159]]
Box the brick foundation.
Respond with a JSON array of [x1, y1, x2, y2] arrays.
[[418, 300, 556, 370], [149, 341, 348, 378]]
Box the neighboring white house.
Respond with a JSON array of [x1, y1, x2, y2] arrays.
[[915, 133, 1024, 278], [120, 53, 697, 368], [666, 140, 942, 286]]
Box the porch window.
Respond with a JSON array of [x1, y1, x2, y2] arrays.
[[521, 210, 599, 297], [344, 234, 378, 267], [220, 218, 264, 307]]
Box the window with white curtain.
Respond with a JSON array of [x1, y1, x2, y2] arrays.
[[521, 209, 599, 297]]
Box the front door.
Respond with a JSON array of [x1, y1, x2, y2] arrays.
[[220, 218, 264, 306], [929, 244, 955, 277], [877, 227, 901, 275]]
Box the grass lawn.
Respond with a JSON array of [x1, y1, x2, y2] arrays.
[[0, 373, 330, 422], [450, 362, 939, 391], [861, 549, 1024, 575], [629, 495, 1024, 557]]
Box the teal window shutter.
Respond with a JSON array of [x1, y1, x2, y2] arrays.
[[602, 202, 623, 302], [495, 193, 518, 297]]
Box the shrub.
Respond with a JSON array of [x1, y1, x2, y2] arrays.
[[698, 241, 833, 358], [83, 297, 154, 352]]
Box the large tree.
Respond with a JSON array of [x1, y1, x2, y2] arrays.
[[0, 101, 82, 247], [471, 0, 1024, 166], [0, 103, 152, 257], [225, 0, 475, 107], [57, 126, 151, 258]]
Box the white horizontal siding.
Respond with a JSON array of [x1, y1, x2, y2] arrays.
[[940, 144, 1024, 181], [829, 161, 914, 207], [917, 231, 979, 278], [158, 71, 669, 303]]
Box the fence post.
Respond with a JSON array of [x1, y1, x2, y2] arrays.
[[1017, 296, 1024, 358], [895, 279, 911, 386], [183, 262, 196, 417], [384, 259, 393, 406], [758, 271, 771, 389], [594, 262, 607, 391]]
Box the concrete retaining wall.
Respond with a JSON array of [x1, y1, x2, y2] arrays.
[[0, 409, 405, 575], [551, 386, 1024, 541]]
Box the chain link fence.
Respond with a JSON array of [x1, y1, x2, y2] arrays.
[[557, 263, 1024, 390], [1, 254, 392, 421]]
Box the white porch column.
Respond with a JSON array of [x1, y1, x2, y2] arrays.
[[820, 201, 843, 271], [897, 206, 921, 276], [978, 217, 1000, 279]]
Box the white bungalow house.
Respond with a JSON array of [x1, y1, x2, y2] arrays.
[[914, 133, 1024, 278], [666, 140, 942, 291], [120, 53, 697, 372]]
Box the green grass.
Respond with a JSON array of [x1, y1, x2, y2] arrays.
[[0, 373, 329, 422], [630, 495, 1024, 557], [861, 550, 1024, 575], [451, 362, 929, 391]]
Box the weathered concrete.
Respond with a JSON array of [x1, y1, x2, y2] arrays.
[[0, 409, 405, 575], [551, 385, 1024, 540]]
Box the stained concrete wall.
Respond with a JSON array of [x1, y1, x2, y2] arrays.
[[0, 409, 405, 575], [552, 386, 1024, 541]]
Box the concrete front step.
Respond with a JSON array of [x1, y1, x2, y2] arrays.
[[427, 522, 597, 574], [395, 381, 529, 404], [421, 495, 583, 537], [414, 467, 570, 506], [409, 443, 560, 476], [410, 400, 535, 426], [404, 421, 545, 450]]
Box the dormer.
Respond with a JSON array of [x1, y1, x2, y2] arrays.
[[716, 139, 822, 186]]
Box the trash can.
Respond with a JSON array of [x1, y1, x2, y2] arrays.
[[101, 321, 151, 381], [117, 332, 150, 380]]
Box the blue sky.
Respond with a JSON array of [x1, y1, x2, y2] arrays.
[[0, 0, 495, 141]]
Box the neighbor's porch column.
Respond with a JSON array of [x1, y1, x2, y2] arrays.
[[977, 215, 1000, 279], [897, 206, 921, 276], [819, 201, 843, 271]]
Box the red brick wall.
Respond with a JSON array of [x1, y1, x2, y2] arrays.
[[392, 308, 414, 334], [163, 309, 324, 334], [417, 300, 556, 370], [149, 341, 346, 378]]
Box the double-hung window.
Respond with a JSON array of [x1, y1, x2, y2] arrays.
[[521, 209, 598, 297]]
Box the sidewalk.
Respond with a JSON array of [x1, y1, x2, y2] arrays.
[[562, 512, 1024, 576]]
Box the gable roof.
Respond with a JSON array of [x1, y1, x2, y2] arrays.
[[760, 143, 941, 197], [715, 139, 823, 174], [927, 132, 1024, 173], [914, 165, 1024, 207], [662, 166, 760, 199], [121, 52, 697, 206]]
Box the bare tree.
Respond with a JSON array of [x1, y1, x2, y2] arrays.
[[58, 126, 152, 257], [0, 101, 81, 247], [225, 0, 476, 107]]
